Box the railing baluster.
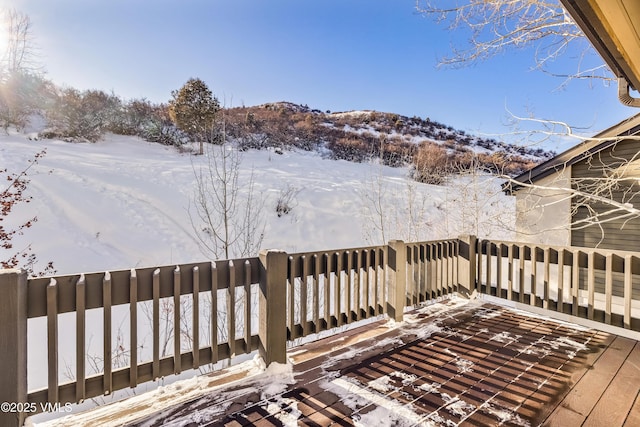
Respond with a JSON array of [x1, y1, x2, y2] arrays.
[[442, 242, 447, 294], [558, 250, 565, 313], [438, 243, 444, 295], [47, 279, 59, 403], [192, 266, 200, 369], [244, 260, 251, 352], [587, 252, 595, 320], [372, 249, 377, 313], [572, 251, 579, 317], [429, 244, 434, 298], [443, 242, 450, 294], [453, 241, 458, 293], [287, 256, 295, 339], [313, 254, 320, 330], [173, 266, 181, 374], [518, 245, 525, 304], [625, 254, 633, 329], [323, 253, 330, 327], [381, 247, 387, 314], [354, 250, 361, 320], [530, 246, 537, 306], [228, 261, 236, 358], [299, 255, 307, 335], [543, 248, 550, 310], [485, 242, 491, 295], [496, 244, 503, 298], [76, 275, 86, 402], [152, 268, 160, 379], [420, 245, 426, 302], [448, 242, 454, 293], [129, 270, 138, 388], [412, 245, 418, 305], [364, 250, 370, 316], [605, 254, 613, 325], [478, 240, 484, 293], [336, 252, 343, 327], [431, 244, 437, 296], [362, 250, 368, 318], [507, 244, 514, 301], [345, 251, 352, 323], [446, 242, 453, 294], [211, 262, 218, 364], [103, 272, 112, 395]]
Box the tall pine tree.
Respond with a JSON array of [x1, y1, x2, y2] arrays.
[[168, 78, 219, 154]]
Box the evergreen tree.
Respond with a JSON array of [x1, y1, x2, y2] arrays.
[[168, 78, 219, 155]]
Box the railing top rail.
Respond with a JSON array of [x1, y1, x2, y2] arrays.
[[26, 256, 261, 283], [408, 238, 460, 246], [479, 238, 640, 258], [26, 256, 261, 318], [288, 244, 387, 259]]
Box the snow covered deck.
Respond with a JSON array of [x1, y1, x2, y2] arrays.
[[38, 297, 640, 426]]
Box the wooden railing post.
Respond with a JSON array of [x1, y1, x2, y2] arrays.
[[0, 269, 28, 427], [258, 250, 288, 366], [387, 240, 407, 322], [457, 235, 477, 298]]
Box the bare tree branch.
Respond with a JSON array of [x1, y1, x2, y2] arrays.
[[416, 0, 613, 84], [1, 9, 40, 74], [502, 114, 640, 247], [189, 118, 265, 260]]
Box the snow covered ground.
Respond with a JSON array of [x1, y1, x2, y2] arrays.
[[1, 131, 515, 276]]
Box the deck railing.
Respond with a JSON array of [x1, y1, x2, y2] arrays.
[[472, 237, 640, 330], [1, 235, 639, 426]]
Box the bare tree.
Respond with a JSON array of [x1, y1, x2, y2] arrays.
[[442, 159, 515, 239], [1, 9, 39, 73], [189, 123, 265, 260], [415, 0, 612, 85], [361, 155, 433, 245], [0, 9, 50, 131]]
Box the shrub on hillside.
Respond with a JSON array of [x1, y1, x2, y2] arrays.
[[327, 137, 370, 162], [275, 184, 300, 217], [44, 88, 121, 142], [411, 142, 452, 185], [380, 139, 414, 167], [107, 98, 157, 136], [0, 71, 53, 131], [139, 103, 190, 146]]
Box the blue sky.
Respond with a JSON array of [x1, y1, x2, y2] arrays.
[[4, 0, 636, 150]]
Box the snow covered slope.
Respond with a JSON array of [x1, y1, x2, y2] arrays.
[[1, 132, 514, 276]]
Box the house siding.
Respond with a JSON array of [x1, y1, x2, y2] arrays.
[[515, 168, 572, 246], [571, 138, 640, 251]]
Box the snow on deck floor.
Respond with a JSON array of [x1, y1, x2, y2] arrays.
[[31, 297, 619, 426]]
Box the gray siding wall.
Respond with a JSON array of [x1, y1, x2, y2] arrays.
[[571, 138, 640, 251]]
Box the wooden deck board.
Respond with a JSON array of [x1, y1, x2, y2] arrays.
[[623, 391, 640, 427], [543, 336, 636, 426], [584, 342, 640, 427]]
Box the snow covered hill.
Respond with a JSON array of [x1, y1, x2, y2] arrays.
[[1, 131, 515, 276]]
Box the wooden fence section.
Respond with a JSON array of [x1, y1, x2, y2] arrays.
[[286, 245, 388, 341], [474, 238, 640, 330], [19, 257, 262, 420], [406, 239, 459, 305], [2, 235, 639, 427]]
